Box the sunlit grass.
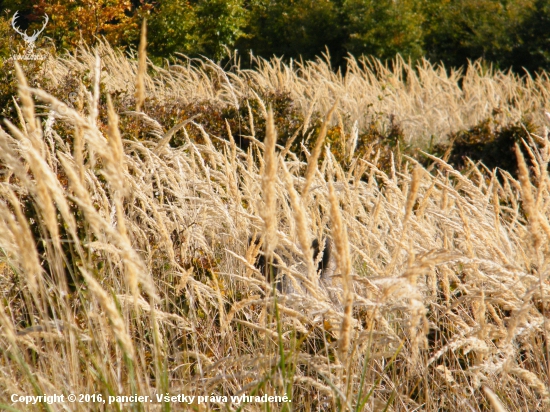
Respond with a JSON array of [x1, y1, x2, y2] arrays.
[[0, 42, 550, 411]]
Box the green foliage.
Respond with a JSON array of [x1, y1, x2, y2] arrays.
[[148, 0, 248, 61], [236, 0, 346, 66], [193, 0, 248, 59], [508, 0, 550, 72], [422, 0, 538, 71], [146, 1, 195, 60], [343, 0, 424, 63]]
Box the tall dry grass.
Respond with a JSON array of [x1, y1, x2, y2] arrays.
[[0, 43, 550, 411], [40, 41, 550, 148]]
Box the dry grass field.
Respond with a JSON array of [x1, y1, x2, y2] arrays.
[[1, 40, 550, 411]]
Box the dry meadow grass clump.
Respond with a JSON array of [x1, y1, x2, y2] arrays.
[[1, 43, 550, 411]]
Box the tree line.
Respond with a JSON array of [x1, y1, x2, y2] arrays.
[[1, 0, 549, 73]]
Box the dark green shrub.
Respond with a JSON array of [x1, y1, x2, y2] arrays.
[[432, 118, 535, 177]]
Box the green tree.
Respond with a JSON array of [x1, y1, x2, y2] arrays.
[[147, 0, 195, 59], [422, 0, 534, 70], [148, 0, 248, 61], [342, 0, 424, 63], [509, 0, 550, 73], [236, 0, 346, 67], [193, 0, 248, 59]]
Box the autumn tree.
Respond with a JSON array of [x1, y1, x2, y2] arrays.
[[23, 0, 151, 51]]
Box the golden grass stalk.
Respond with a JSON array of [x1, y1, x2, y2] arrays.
[[154, 114, 200, 155], [347, 120, 359, 163], [247, 100, 256, 138], [261, 108, 278, 258], [106, 95, 142, 299], [0, 301, 18, 345], [483, 386, 508, 412], [0, 188, 42, 298], [509, 367, 550, 404], [80, 267, 135, 360], [14, 62, 42, 154], [515, 144, 542, 250], [106, 95, 126, 194], [73, 126, 85, 183], [91, 53, 101, 125], [302, 100, 338, 197], [10, 73, 68, 290], [136, 19, 147, 112], [280, 160, 315, 282], [58, 153, 154, 301], [403, 165, 422, 224], [386, 165, 422, 277], [328, 180, 353, 361]]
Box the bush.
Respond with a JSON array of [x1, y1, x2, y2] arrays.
[[432, 117, 535, 177]]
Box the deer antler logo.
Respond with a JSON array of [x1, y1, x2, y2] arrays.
[[11, 11, 49, 56]]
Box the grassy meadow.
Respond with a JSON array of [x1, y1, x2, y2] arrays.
[[1, 40, 550, 411]]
